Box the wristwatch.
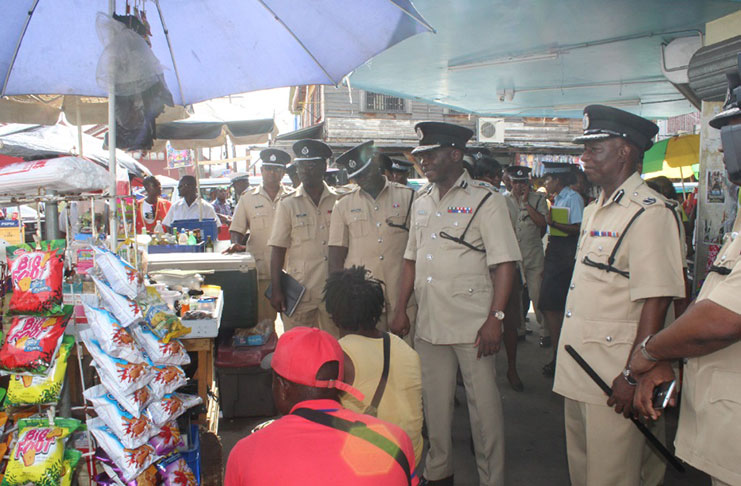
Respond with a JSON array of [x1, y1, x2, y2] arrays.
[[490, 310, 505, 320], [622, 368, 637, 386]]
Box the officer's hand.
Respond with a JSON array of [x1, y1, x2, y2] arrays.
[[222, 243, 246, 254], [475, 317, 502, 358], [390, 311, 410, 338], [270, 287, 286, 313], [627, 345, 658, 376], [545, 210, 553, 225], [634, 362, 676, 421], [607, 373, 636, 418]]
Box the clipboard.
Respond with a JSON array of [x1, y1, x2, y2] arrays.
[[264, 271, 306, 317], [549, 207, 570, 237]]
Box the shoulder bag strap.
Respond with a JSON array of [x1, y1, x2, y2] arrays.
[[439, 191, 493, 253], [364, 332, 391, 416], [292, 407, 412, 486]]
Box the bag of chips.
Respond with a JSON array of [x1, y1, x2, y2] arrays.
[[93, 247, 141, 299], [148, 421, 183, 456], [6, 240, 65, 316], [83, 302, 145, 363], [92, 276, 143, 327], [6, 336, 73, 406], [136, 287, 190, 343], [131, 323, 190, 366], [60, 448, 83, 486], [0, 310, 71, 376], [84, 385, 154, 449], [95, 378, 154, 419], [94, 448, 160, 486], [148, 362, 187, 400], [157, 453, 198, 486], [148, 393, 202, 427], [2, 417, 81, 486], [80, 329, 154, 395], [88, 417, 157, 482]]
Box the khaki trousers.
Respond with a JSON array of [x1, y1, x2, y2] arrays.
[[281, 305, 339, 338], [564, 398, 666, 486], [712, 478, 733, 486], [522, 262, 546, 337], [256, 278, 278, 325], [415, 338, 505, 485]]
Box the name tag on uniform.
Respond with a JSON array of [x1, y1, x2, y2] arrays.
[[418, 210, 427, 215], [254, 204, 264, 209], [296, 213, 307, 218], [590, 231, 619, 237], [350, 208, 362, 213], [393, 203, 400, 208], [448, 207, 472, 214]]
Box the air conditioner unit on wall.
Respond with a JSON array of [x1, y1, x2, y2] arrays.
[[478, 117, 505, 143]]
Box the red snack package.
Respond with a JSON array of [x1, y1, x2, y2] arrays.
[[0, 310, 72, 376], [6, 240, 66, 316]]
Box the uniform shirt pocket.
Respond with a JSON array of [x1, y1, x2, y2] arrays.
[[291, 215, 312, 242], [451, 275, 491, 313], [251, 211, 268, 229], [581, 319, 636, 347], [348, 210, 369, 237]]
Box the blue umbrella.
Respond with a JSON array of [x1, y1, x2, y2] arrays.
[[1, 0, 433, 105]]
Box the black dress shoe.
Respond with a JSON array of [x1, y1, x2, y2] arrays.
[[539, 336, 552, 348], [420, 475, 454, 486]]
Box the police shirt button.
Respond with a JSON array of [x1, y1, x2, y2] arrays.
[[633, 192, 638, 196], [322, 241, 326, 245], [426, 276, 432, 283], [436, 212, 442, 217], [323, 256, 328, 261], [606, 336, 613, 342], [598, 245, 603, 251], [570, 283, 575, 289], [376, 222, 382, 227], [431, 233, 437, 239], [320, 225, 325, 229], [721, 254, 727, 261], [426, 254, 433, 260], [378, 237, 383, 243], [374, 206, 379, 211], [468, 288, 473, 293], [453, 221, 459, 227], [566, 311, 572, 318], [379, 255, 384, 260]]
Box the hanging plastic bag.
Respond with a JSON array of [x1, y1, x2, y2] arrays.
[[83, 302, 145, 363], [6, 240, 65, 316], [84, 385, 154, 449], [147, 393, 202, 427], [88, 417, 157, 482], [131, 323, 190, 366], [93, 247, 141, 299], [6, 336, 74, 406], [136, 287, 190, 343], [80, 329, 154, 395], [148, 362, 187, 400], [92, 276, 143, 327], [148, 421, 183, 456], [156, 453, 198, 486], [0, 310, 71, 376]]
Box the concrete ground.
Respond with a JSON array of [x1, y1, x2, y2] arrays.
[[218, 315, 710, 485]]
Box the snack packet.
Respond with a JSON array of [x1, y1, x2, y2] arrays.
[[137, 287, 190, 343], [148, 362, 187, 400], [88, 417, 157, 482], [80, 329, 154, 395], [2, 417, 80, 486], [6, 240, 65, 315], [156, 453, 198, 486], [83, 302, 145, 363], [92, 276, 143, 327], [95, 448, 160, 486], [95, 376, 153, 418], [148, 421, 183, 456], [93, 247, 141, 299], [84, 385, 154, 449], [131, 323, 190, 366], [0, 310, 71, 376], [6, 336, 73, 406], [148, 393, 202, 427], [60, 448, 83, 486]]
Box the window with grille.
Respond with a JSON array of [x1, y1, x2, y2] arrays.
[[363, 91, 407, 113]]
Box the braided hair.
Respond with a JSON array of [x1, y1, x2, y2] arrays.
[[323, 266, 385, 331]]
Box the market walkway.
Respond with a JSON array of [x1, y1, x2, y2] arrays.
[[218, 314, 710, 485]]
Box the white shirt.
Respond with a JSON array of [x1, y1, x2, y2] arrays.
[[161, 197, 219, 228]]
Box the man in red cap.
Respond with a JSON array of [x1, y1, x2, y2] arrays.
[[224, 326, 418, 486]]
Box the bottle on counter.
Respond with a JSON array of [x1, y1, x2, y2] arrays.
[[154, 220, 164, 238], [187, 231, 197, 246], [178, 229, 189, 245], [205, 236, 214, 252]]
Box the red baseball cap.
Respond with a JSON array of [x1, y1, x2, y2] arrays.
[[269, 327, 365, 402]]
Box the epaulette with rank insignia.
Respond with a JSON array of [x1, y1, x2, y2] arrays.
[[470, 179, 498, 193]]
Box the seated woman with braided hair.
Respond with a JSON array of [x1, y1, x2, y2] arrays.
[[324, 266, 423, 465]]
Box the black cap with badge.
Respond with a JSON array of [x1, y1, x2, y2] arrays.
[[541, 162, 575, 175], [573, 105, 659, 152], [412, 121, 474, 154], [259, 148, 291, 168], [292, 139, 332, 162], [709, 53, 741, 129], [504, 165, 532, 180], [335, 141, 375, 178], [711, 53, 741, 185]]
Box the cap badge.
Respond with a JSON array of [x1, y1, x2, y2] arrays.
[[473, 152, 482, 160], [348, 159, 357, 169], [301, 146, 309, 156], [416, 127, 423, 139], [269, 154, 277, 162], [583, 113, 590, 130]]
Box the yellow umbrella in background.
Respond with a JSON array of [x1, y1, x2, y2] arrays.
[[642, 134, 700, 198]]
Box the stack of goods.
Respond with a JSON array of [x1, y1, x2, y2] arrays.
[[83, 247, 200, 485], [0, 240, 84, 484]]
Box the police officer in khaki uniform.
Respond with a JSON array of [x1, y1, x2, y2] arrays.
[[328, 141, 417, 337], [382, 155, 416, 187], [629, 61, 741, 486], [268, 139, 340, 336], [504, 166, 549, 343], [225, 148, 291, 325], [552, 105, 685, 486], [391, 122, 521, 486]]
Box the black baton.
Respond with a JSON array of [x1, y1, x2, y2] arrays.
[[564, 345, 685, 473]]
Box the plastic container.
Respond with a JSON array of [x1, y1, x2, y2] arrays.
[[180, 424, 201, 485], [173, 219, 218, 242], [148, 242, 205, 254]]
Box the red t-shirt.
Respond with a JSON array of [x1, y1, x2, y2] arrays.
[[135, 198, 172, 233], [224, 399, 418, 486]]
